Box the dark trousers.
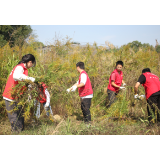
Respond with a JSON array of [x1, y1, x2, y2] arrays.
[[81, 98, 92, 123], [107, 89, 117, 108], [147, 95, 160, 123], [5, 100, 24, 131]]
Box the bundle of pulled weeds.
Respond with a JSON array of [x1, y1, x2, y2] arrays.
[[11, 79, 47, 121]]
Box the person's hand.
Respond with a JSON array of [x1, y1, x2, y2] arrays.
[[119, 86, 125, 90], [45, 103, 49, 109], [28, 77, 35, 82], [66, 88, 71, 93], [134, 94, 139, 99], [71, 85, 77, 92], [139, 95, 146, 100], [122, 83, 126, 87]]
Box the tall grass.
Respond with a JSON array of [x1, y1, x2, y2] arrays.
[[0, 38, 160, 134]]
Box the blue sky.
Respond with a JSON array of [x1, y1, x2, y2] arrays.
[[31, 25, 160, 47]]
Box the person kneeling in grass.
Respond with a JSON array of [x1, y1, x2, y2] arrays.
[[35, 82, 53, 118], [67, 62, 93, 124]]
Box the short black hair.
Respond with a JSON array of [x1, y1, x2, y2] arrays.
[[76, 62, 85, 69], [116, 61, 123, 67], [142, 68, 151, 73]]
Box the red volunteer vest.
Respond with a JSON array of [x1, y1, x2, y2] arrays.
[[3, 63, 28, 100], [78, 71, 93, 97], [39, 82, 47, 103], [107, 69, 123, 93], [142, 72, 160, 100]]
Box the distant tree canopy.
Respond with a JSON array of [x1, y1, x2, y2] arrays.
[[0, 25, 32, 47], [124, 40, 154, 52]]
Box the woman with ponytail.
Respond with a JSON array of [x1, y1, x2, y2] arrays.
[[3, 54, 36, 132]]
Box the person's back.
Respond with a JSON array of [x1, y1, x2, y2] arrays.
[[134, 68, 160, 123], [142, 72, 160, 99]]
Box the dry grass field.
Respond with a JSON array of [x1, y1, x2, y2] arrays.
[[0, 39, 160, 135]]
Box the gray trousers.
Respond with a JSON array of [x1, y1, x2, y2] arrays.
[[107, 89, 117, 108], [5, 100, 24, 131]]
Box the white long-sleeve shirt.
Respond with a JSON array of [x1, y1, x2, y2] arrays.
[[13, 65, 28, 81], [76, 73, 93, 99], [44, 88, 50, 106]]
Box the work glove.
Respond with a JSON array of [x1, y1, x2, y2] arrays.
[[134, 94, 139, 99], [28, 77, 35, 82], [45, 103, 49, 109], [119, 86, 125, 90], [122, 83, 126, 87], [139, 95, 146, 100], [66, 86, 77, 93], [71, 85, 77, 92], [66, 88, 71, 93]]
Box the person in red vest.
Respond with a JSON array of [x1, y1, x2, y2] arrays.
[[67, 62, 93, 124], [134, 68, 160, 123], [35, 82, 53, 118], [3, 54, 36, 132], [107, 61, 126, 108]]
